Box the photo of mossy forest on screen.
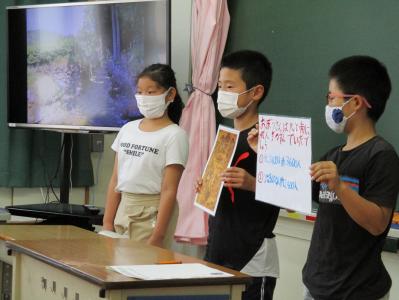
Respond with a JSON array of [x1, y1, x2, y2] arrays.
[[22, 1, 168, 130]]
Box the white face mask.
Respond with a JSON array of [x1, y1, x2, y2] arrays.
[[217, 89, 253, 119], [135, 88, 172, 119], [325, 99, 356, 133]]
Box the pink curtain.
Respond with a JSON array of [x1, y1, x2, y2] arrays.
[[174, 0, 230, 245]]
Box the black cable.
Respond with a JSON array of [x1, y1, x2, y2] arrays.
[[39, 135, 66, 203], [48, 137, 66, 203], [39, 146, 53, 204]]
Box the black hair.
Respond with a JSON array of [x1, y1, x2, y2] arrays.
[[329, 55, 391, 122], [136, 63, 183, 124], [220, 50, 272, 105]]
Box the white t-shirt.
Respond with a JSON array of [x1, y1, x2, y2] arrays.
[[112, 119, 189, 194]]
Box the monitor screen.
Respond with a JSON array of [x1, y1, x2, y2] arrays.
[[7, 0, 170, 132]]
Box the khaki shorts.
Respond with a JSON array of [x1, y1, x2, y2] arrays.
[[113, 192, 177, 248]]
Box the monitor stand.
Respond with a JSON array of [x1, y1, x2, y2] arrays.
[[5, 133, 103, 231], [5, 203, 102, 230]]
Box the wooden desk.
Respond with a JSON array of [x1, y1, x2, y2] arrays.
[[7, 238, 250, 300], [0, 225, 101, 264], [0, 224, 100, 241], [0, 225, 101, 300]]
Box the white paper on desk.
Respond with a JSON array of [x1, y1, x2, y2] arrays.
[[98, 230, 129, 239], [108, 263, 234, 280]]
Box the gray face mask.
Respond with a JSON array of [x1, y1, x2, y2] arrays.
[[325, 99, 355, 133]]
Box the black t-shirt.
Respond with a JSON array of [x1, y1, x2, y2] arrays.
[[303, 136, 399, 300], [204, 125, 280, 271]]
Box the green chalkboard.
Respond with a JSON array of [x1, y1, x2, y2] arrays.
[[225, 0, 399, 210]]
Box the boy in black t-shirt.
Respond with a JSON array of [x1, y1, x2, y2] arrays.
[[198, 50, 280, 300], [300, 56, 399, 300]]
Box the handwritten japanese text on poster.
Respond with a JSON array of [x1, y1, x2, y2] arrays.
[[255, 114, 312, 213]]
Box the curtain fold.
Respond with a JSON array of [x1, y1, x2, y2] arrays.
[[174, 0, 230, 245], [0, 0, 93, 188]]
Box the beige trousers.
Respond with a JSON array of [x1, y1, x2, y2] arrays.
[[113, 192, 177, 249]]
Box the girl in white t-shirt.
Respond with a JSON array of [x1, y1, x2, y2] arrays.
[[102, 64, 189, 248]]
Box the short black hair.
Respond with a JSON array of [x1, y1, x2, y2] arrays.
[[329, 55, 391, 122], [221, 50, 272, 105]]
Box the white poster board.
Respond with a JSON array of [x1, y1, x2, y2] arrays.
[[255, 114, 312, 213]]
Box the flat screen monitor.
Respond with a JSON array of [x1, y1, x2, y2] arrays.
[[7, 0, 170, 132]]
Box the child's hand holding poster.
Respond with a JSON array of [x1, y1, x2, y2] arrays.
[[195, 125, 239, 215], [255, 114, 312, 213]]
